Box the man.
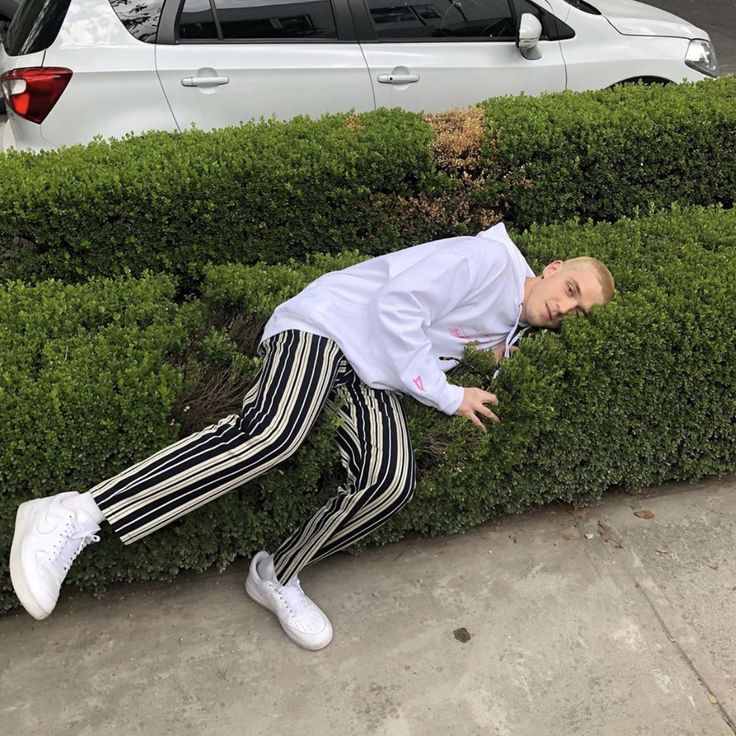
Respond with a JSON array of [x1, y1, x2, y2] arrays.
[[9, 223, 614, 650]]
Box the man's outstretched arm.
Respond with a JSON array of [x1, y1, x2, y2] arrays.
[[368, 242, 506, 431], [368, 248, 473, 414]]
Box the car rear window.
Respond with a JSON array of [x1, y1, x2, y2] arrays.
[[5, 0, 73, 56]]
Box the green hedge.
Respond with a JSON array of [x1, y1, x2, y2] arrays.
[[0, 110, 445, 287], [2, 204, 736, 613], [485, 80, 736, 228], [1, 79, 735, 287]]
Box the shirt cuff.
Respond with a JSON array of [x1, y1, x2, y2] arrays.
[[438, 384, 465, 416]]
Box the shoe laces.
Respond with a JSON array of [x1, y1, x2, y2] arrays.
[[280, 577, 310, 615], [50, 516, 101, 574]]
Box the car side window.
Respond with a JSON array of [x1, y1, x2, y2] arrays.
[[177, 0, 339, 40], [180, 0, 219, 39], [365, 0, 516, 40], [108, 0, 165, 43], [215, 0, 338, 39]]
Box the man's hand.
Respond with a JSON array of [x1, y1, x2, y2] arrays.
[[454, 387, 499, 433]]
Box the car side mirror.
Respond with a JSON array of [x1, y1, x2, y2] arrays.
[[517, 13, 543, 60]]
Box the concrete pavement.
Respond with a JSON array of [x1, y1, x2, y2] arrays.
[[1, 478, 734, 736]]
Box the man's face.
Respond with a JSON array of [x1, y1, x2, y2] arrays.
[[522, 261, 606, 329]]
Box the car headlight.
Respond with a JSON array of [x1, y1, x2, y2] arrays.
[[685, 39, 718, 77]]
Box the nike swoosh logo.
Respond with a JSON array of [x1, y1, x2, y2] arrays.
[[36, 507, 67, 535]]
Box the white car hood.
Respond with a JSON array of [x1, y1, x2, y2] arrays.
[[592, 0, 708, 39]]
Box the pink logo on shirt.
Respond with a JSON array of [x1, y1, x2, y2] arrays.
[[412, 375, 426, 392], [450, 325, 493, 341], [450, 326, 469, 339]]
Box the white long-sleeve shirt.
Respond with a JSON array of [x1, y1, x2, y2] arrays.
[[261, 223, 534, 415]]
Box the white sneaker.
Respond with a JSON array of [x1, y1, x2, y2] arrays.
[[9, 492, 101, 620], [245, 551, 333, 651]]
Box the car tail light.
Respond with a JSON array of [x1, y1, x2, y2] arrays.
[[1, 67, 72, 124]]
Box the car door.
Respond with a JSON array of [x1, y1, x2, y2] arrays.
[[155, 0, 375, 132], [350, 0, 567, 113]]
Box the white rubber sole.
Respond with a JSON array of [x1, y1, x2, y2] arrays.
[[245, 576, 332, 651], [9, 501, 51, 620]]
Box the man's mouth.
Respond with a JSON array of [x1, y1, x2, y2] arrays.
[[545, 303, 552, 322]]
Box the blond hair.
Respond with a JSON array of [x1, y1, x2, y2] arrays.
[[559, 257, 615, 303]]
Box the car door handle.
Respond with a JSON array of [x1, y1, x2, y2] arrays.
[[181, 76, 230, 87], [377, 73, 420, 84]]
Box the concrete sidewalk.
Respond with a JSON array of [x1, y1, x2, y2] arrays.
[[1, 479, 734, 736]]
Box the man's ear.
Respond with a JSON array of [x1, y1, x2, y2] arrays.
[[542, 260, 564, 279]]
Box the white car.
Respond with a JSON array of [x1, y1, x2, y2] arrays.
[[0, 0, 718, 151]]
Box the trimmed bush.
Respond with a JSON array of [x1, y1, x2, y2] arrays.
[[484, 79, 736, 228], [0, 110, 447, 287], [2, 204, 736, 613], [1, 79, 735, 286]]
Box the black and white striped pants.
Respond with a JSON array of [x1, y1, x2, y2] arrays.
[[90, 330, 416, 583]]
